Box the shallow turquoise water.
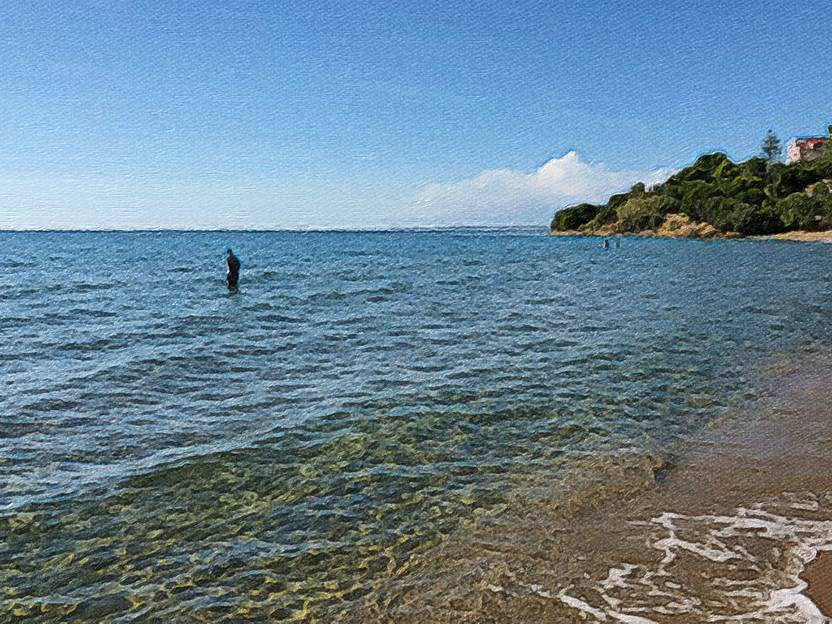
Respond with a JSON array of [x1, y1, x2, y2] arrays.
[[1, 230, 831, 621]]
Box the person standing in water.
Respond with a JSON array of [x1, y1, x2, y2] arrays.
[[226, 248, 241, 290]]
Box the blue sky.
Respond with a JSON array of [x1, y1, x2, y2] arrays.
[[1, 0, 830, 228]]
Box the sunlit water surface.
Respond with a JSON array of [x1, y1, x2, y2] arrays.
[[2, 230, 832, 622]]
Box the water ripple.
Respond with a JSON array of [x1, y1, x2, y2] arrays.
[[1, 230, 830, 621]]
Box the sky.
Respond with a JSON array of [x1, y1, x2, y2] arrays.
[[1, 0, 831, 229]]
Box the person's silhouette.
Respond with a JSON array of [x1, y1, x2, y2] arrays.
[[226, 249, 241, 290]]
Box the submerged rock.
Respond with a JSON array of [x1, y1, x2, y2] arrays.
[[648, 455, 673, 483]]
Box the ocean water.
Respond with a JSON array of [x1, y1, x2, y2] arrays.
[[2, 229, 832, 622]]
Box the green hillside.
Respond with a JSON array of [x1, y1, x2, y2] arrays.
[[551, 140, 832, 237]]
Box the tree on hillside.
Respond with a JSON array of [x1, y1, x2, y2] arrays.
[[761, 129, 782, 164]]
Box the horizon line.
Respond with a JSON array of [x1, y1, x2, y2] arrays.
[[0, 224, 548, 234]]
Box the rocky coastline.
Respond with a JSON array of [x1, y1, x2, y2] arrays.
[[550, 147, 832, 240], [553, 212, 832, 242]]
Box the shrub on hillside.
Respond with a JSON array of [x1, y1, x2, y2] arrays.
[[616, 195, 666, 232], [551, 202, 600, 231], [775, 183, 832, 231], [549, 146, 832, 236]]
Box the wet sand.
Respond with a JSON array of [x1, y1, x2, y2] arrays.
[[345, 356, 832, 622], [802, 552, 832, 619], [768, 230, 832, 243]]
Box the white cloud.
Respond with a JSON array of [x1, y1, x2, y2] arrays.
[[411, 152, 675, 226], [0, 154, 675, 230]]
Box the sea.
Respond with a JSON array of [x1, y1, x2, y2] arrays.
[[2, 229, 832, 622]]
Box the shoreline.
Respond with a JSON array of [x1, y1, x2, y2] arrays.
[[802, 552, 832, 618], [550, 228, 832, 242], [766, 230, 832, 243], [348, 354, 832, 622]]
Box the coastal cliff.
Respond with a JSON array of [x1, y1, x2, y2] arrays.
[[550, 150, 832, 239]]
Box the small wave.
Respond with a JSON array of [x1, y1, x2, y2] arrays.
[[57, 336, 129, 353], [344, 250, 374, 257], [558, 493, 832, 623], [3, 286, 40, 298], [256, 313, 304, 324], [21, 398, 83, 413], [0, 316, 32, 329], [74, 282, 118, 292], [7, 260, 35, 269], [67, 308, 118, 319]]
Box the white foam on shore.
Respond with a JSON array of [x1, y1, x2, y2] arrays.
[[557, 492, 832, 623]]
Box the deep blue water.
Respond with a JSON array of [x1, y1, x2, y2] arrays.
[[1, 229, 831, 621]]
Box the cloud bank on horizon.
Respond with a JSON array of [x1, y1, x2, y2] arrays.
[[0, 152, 675, 230], [411, 152, 675, 226]]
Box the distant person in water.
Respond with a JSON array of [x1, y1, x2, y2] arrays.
[[226, 248, 241, 290], [603, 239, 609, 249]]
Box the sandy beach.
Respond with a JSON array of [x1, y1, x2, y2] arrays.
[[768, 230, 832, 243], [348, 355, 832, 622], [802, 552, 832, 618]]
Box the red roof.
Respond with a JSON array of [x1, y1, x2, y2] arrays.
[[793, 137, 827, 145]]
